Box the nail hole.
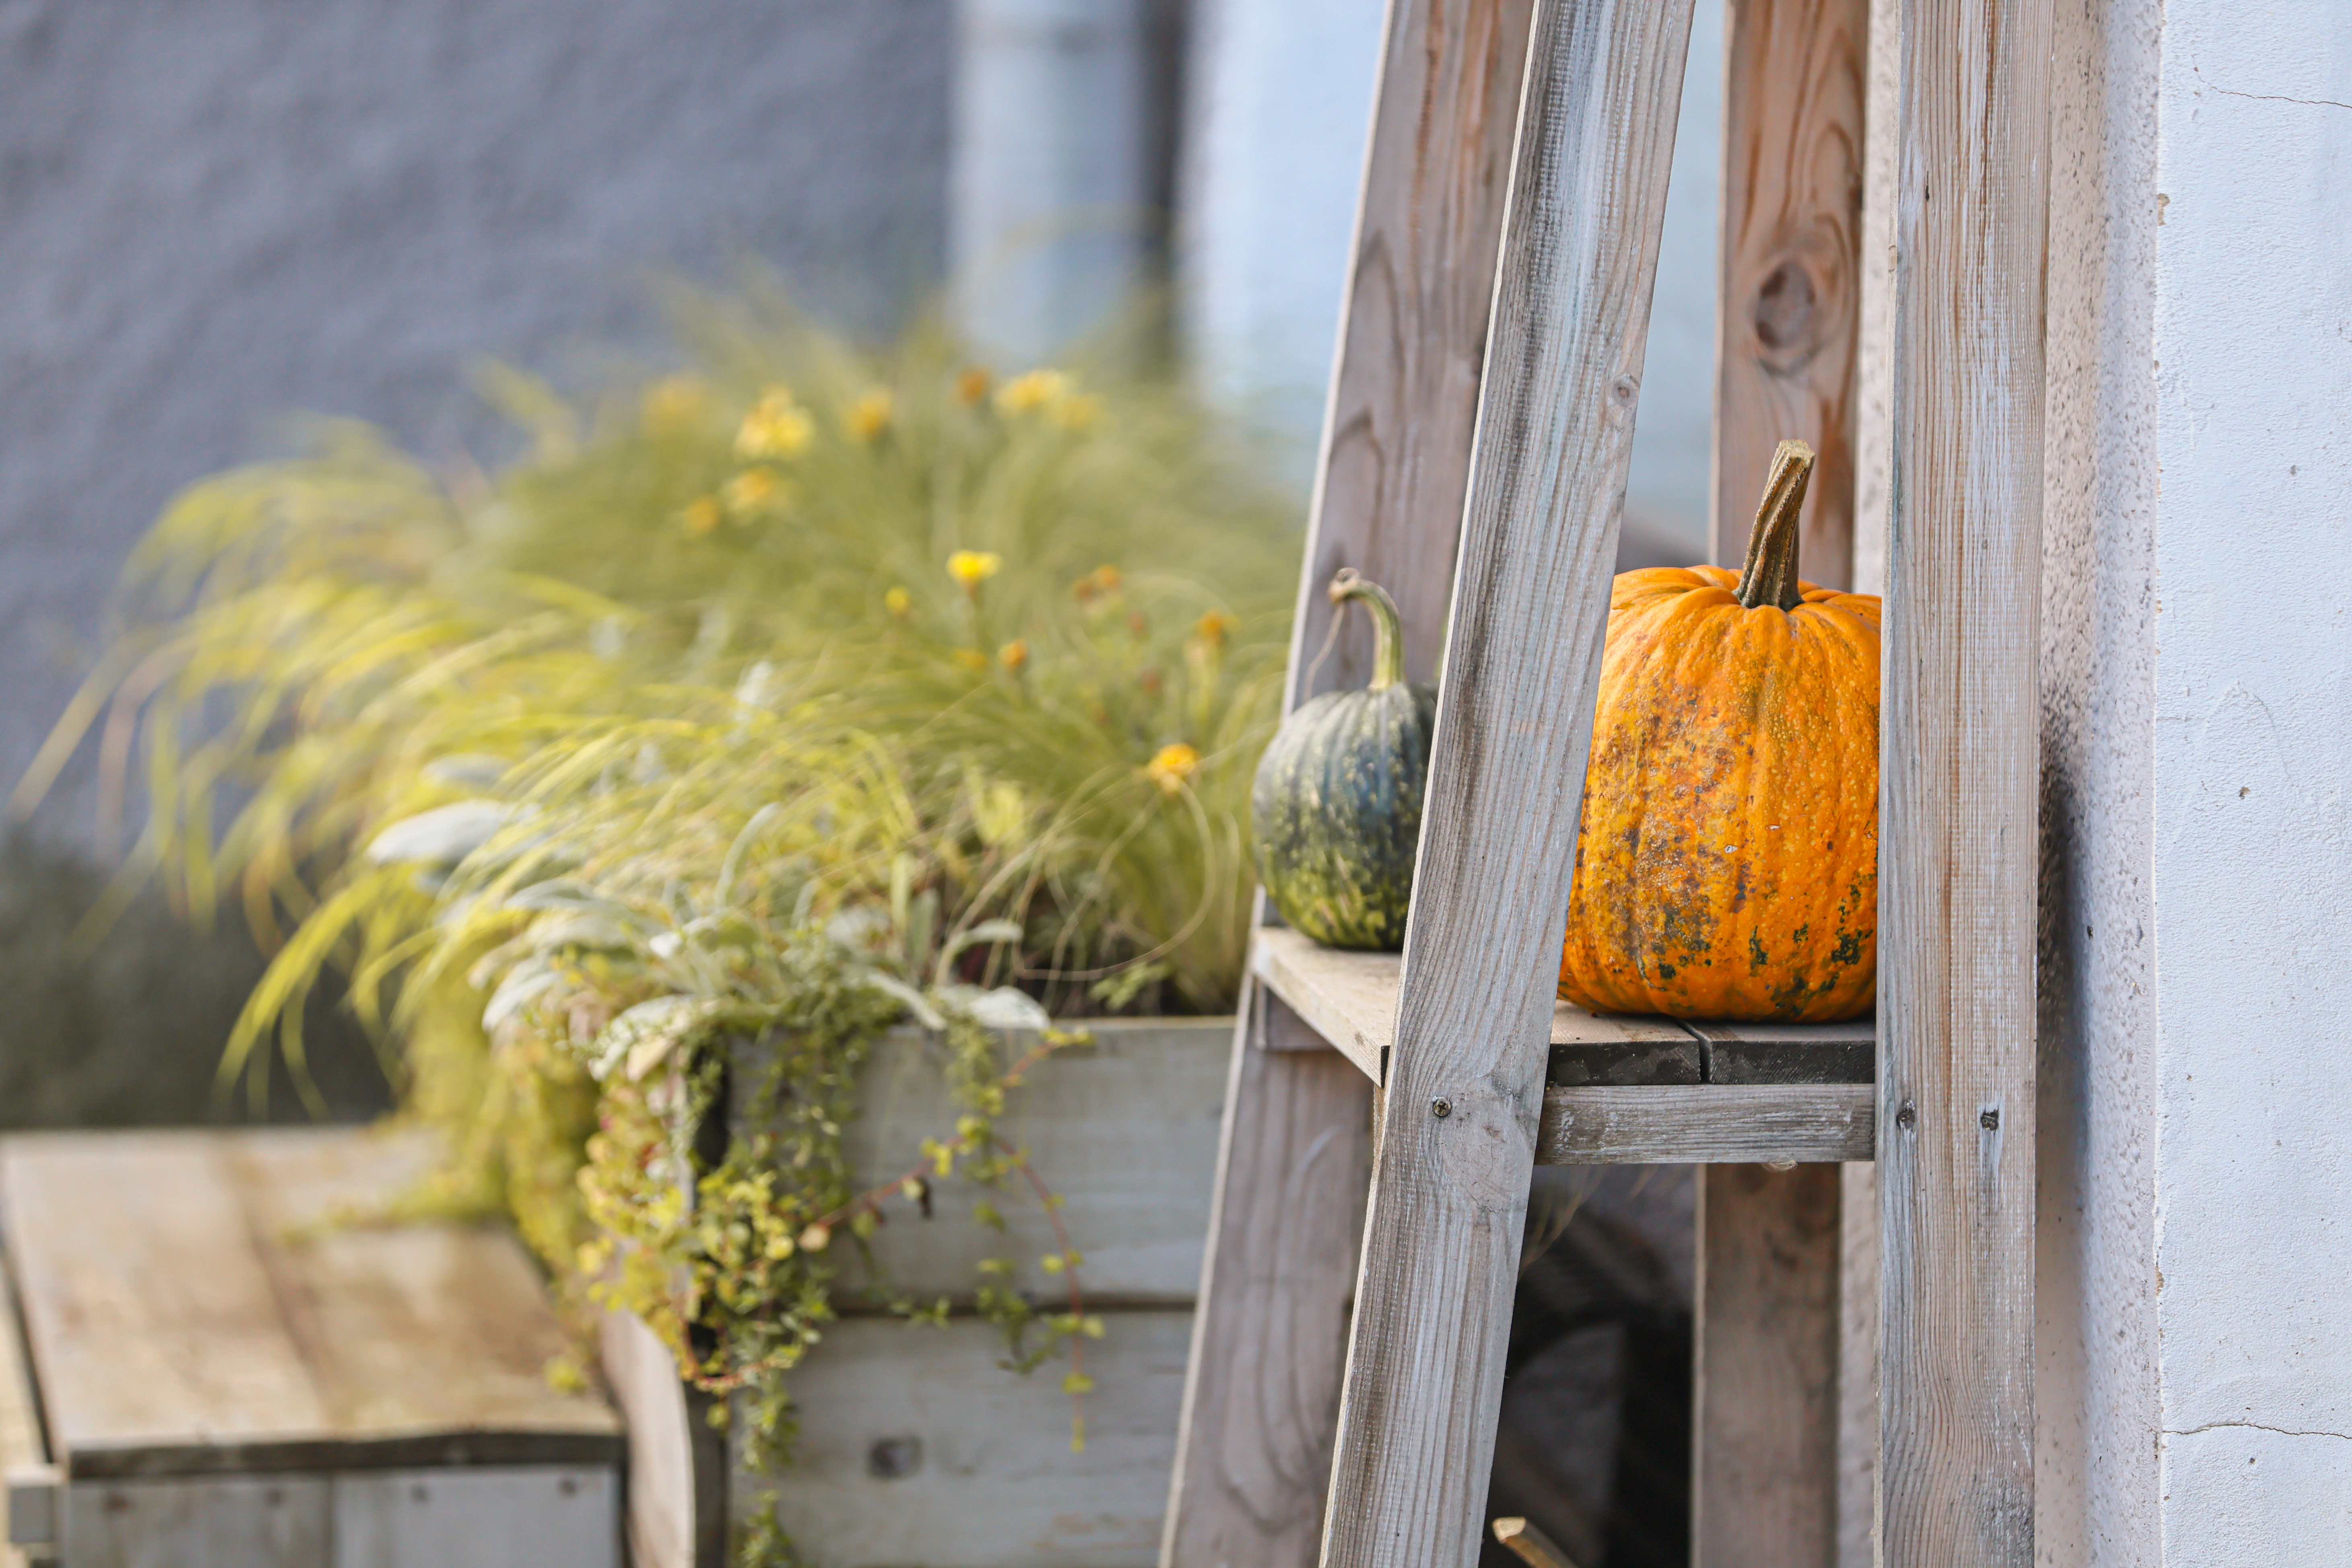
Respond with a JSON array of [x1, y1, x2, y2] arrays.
[[1896, 1101, 1917, 1129]]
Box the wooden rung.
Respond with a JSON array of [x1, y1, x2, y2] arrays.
[[1254, 929, 1876, 1163], [1539, 1083, 1873, 1164]]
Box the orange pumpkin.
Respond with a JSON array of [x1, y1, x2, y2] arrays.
[[1557, 440, 1881, 1022]]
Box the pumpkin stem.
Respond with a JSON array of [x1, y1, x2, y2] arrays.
[[1328, 569, 1408, 692], [1734, 439, 1817, 612]]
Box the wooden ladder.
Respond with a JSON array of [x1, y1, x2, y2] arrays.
[[1161, 0, 2048, 1562]]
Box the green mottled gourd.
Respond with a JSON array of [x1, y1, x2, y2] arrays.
[[1250, 569, 1438, 950]]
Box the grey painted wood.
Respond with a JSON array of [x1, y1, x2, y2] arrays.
[[1684, 1017, 1875, 1086], [1877, 0, 2049, 1556], [746, 1313, 1194, 1568], [332, 1466, 618, 1568], [1538, 1084, 1873, 1165], [812, 1020, 1230, 1302], [1163, 987, 1375, 1568], [1695, 1163, 1841, 1568], [0, 1131, 619, 1481], [1319, 0, 1698, 1560], [62, 1475, 331, 1568]]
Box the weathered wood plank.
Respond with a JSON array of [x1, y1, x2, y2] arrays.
[[1285, 0, 1538, 705], [1877, 0, 2049, 1555], [1250, 927, 1704, 1087], [61, 1475, 331, 1568], [1162, 988, 1374, 1568], [1250, 930, 1396, 1080], [0, 1131, 618, 1480], [1837, 1160, 1880, 1568], [1713, 0, 1868, 584], [1695, 1162, 1842, 1568], [331, 1466, 619, 1568], [749, 1313, 1194, 1568], [810, 1020, 1230, 1303], [1318, 0, 1698, 1561], [1538, 1085, 1874, 1166], [1171, 5, 1537, 1555]]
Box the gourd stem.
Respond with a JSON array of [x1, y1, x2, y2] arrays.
[[1734, 439, 1817, 612], [1329, 569, 1408, 691]]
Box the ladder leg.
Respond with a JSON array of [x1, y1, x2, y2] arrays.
[[1163, 983, 1375, 1567], [1317, 0, 1699, 1561], [1694, 1163, 1842, 1568]]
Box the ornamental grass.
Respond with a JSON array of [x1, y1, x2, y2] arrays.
[[19, 292, 1300, 1539]]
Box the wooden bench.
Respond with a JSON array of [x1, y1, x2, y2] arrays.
[[0, 1129, 623, 1568]]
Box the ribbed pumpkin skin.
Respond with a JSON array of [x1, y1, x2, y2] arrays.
[[1252, 680, 1438, 950], [1557, 565, 1882, 1021]]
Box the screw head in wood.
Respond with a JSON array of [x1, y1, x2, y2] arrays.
[[1981, 1108, 2000, 1131], [1429, 1096, 1452, 1119], [1896, 1101, 1917, 1130]]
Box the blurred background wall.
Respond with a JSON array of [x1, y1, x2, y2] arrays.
[[0, 0, 1721, 1090]]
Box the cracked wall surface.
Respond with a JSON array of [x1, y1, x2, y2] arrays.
[[2148, 0, 2352, 1554]]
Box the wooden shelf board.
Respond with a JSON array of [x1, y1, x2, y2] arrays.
[[1251, 927, 1878, 1163]]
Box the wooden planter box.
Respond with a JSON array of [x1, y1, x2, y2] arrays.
[[603, 1017, 1232, 1568]]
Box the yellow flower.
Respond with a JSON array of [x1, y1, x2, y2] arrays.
[[679, 496, 723, 536], [1146, 743, 1200, 794], [954, 648, 989, 672], [1193, 610, 1234, 647], [724, 466, 787, 514], [947, 549, 1003, 591], [846, 387, 894, 441], [884, 585, 912, 618], [735, 388, 815, 459], [995, 368, 1071, 415], [641, 375, 709, 431], [954, 367, 992, 405], [998, 639, 1028, 672]]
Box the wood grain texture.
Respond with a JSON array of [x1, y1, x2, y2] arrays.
[[1162, 987, 1374, 1568], [1318, 0, 1697, 1559], [62, 1475, 330, 1568], [748, 1313, 1195, 1568], [1837, 1160, 1880, 1568], [1712, 0, 1868, 584], [0, 1131, 619, 1481], [1169, 4, 1537, 1556], [1251, 927, 1702, 1087], [1877, 0, 2049, 1556], [1537, 1084, 1874, 1165], [1695, 1163, 1841, 1568], [1286, 0, 1538, 704], [810, 1020, 1229, 1302]]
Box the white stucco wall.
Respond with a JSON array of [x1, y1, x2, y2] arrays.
[[2148, 4, 2352, 1555]]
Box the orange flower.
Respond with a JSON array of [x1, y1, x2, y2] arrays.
[[954, 367, 992, 405], [679, 496, 723, 536], [998, 639, 1029, 672], [846, 388, 894, 441]]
